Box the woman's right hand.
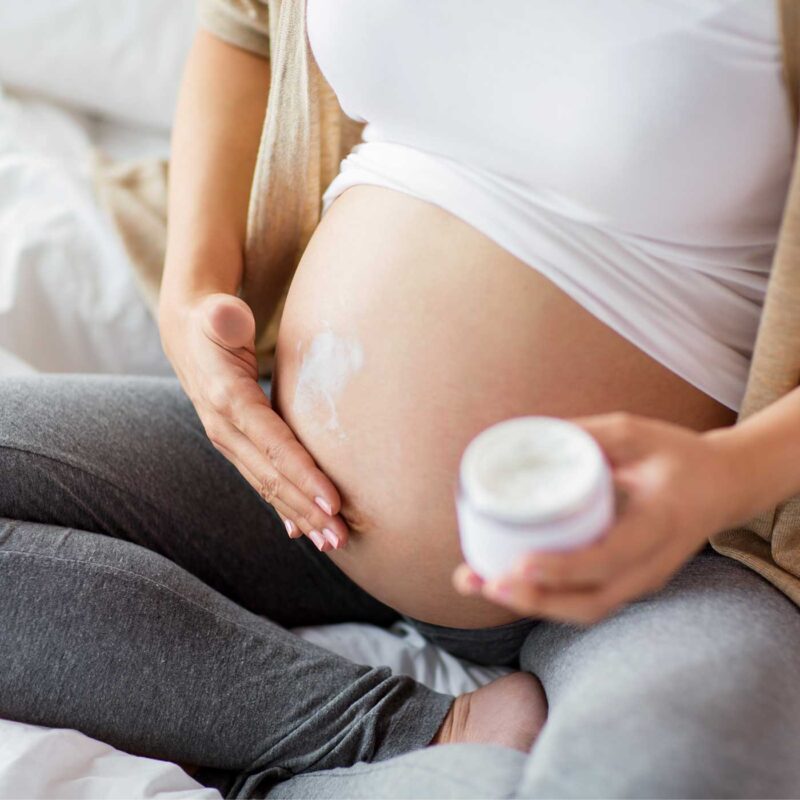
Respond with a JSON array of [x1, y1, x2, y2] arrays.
[[160, 292, 349, 551]]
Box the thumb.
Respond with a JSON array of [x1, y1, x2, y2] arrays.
[[201, 294, 256, 351], [569, 413, 644, 467]]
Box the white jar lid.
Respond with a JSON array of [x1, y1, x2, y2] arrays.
[[459, 416, 608, 524]]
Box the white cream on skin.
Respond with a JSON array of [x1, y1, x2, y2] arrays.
[[292, 325, 364, 439]]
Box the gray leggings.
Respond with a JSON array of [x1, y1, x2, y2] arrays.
[[2, 375, 800, 798]]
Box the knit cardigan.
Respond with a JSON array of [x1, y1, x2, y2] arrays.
[[185, 0, 800, 605]]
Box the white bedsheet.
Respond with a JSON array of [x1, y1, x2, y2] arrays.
[[0, 87, 510, 799]]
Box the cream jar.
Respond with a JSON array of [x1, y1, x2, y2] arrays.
[[456, 416, 614, 580]]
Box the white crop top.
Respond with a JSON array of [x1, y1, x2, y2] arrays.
[[306, 0, 795, 410]]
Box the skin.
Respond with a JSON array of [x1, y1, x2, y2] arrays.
[[159, 31, 351, 549], [163, 29, 800, 636], [158, 28, 543, 752], [160, 24, 800, 756], [455, 390, 800, 624], [271, 184, 736, 628]]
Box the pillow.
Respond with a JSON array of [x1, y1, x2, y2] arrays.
[[0, 0, 196, 131]]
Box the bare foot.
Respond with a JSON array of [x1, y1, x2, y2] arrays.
[[430, 672, 547, 752]]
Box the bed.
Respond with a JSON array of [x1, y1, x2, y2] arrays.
[[0, 4, 512, 797]]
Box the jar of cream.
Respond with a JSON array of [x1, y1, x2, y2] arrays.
[[456, 416, 614, 580]]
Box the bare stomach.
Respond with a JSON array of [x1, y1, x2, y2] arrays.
[[272, 185, 735, 628]]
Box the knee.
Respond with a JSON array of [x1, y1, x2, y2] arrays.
[[268, 745, 528, 800], [0, 443, 72, 522], [0, 375, 82, 514], [516, 666, 800, 797], [0, 376, 48, 446], [515, 603, 800, 797], [0, 379, 53, 516], [0, 375, 128, 519]]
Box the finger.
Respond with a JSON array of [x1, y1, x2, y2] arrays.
[[483, 543, 674, 624], [209, 422, 348, 550], [198, 342, 342, 518], [230, 427, 349, 548], [268, 505, 301, 541], [234, 399, 342, 518], [224, 448, 303, 540], [216, 438, 336, 552], [569, 412, 644, 467], [514, 503, 661, 589], [200, 380, 348, 547], [201, 294, 256, 351], [452, 563, 485, 595], [270, 496, 338, 552]]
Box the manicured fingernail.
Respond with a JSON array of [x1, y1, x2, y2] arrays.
[[322, 528, 339, 549], [309, 530, 326, 551], [465, 571, 484, 592], [315, 496, 333, 516], [284, 518, 295, 537], [486, 581, 513, 601]]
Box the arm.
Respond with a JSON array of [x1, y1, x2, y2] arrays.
[[709, 386, 800, 525], [453, 389, 800, 623], [158, 28, 349, 551], [159, 27, 269, 312]]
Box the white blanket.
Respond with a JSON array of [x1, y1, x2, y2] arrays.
[[0, 87, 509, 800], [0, 86, 171, 376]]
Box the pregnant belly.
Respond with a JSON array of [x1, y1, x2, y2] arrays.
[[272, 185, 734, 627]]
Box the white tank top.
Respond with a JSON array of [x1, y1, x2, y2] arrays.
[[307, 0, 794, 410]]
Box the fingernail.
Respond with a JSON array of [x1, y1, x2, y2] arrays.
[[322, 528, 339, 549], [284, 518, 295, 537], [466, 571, 484, 591], [486, 581, 513, 601], [315, 496, 333, 516], [309, 530, 326, 551]]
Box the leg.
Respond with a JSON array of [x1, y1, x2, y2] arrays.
[[264, 550, 800, 799], [0, 515, 450, 796], [516, 548, 800, 798], [0, 373, 396, 627], [0, 375, 451, 793], [263, 744, 527, 800]]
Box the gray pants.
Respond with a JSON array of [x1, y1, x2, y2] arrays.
[[1, 375, 799, 798]]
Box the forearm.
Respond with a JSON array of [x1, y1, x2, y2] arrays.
[[706, 385, 800, 527], [159, 28, 270, 326]]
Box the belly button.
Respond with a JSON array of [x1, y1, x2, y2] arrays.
[[339, 497, 371, 535]]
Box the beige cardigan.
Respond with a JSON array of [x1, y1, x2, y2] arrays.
[[103, 0, 800, 606]]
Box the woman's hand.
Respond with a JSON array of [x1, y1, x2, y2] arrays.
[[453, 413, 743, 624], [160, 292, 349, 551]]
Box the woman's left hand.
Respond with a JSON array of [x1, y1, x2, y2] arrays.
[[453, 413, 743, 625]]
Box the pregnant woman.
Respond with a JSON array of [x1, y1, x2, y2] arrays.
[[3, 0, 800, 797]]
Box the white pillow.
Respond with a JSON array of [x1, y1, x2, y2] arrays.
[[0, 0, 196, 131]]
